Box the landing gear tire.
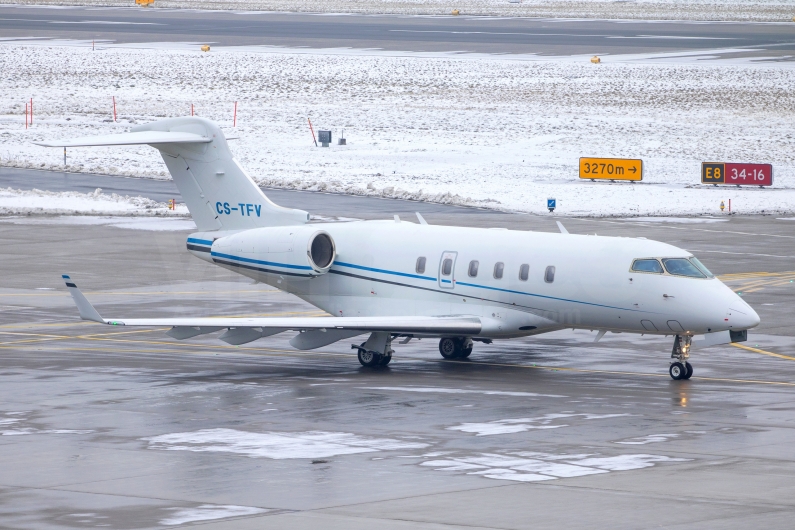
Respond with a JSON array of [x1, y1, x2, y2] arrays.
[[379, 352, 393, 366], [439, 337, 473, 359], [669, 362, 686, 380], [683, 362, 693, 380], [669, 335, 693, 380], [357, 344, 382, 368], [439, 337, 458, 359]]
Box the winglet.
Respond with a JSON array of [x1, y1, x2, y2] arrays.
[[556, 221, 569, 234], [61, 275, 104, 323]]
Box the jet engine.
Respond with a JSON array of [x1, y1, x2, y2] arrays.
[[211, 225, 336, 277]]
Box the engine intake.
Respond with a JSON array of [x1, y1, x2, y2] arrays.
[[309, 232, 335, 271]]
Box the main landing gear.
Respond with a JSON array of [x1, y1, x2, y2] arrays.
[[439, 337, 473, 360], [669, 334, 693, 380], [353, 331, 394, 367]]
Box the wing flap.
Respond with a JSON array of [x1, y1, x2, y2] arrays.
[[105, 316, 482, 334]]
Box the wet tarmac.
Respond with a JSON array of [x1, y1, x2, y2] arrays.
[[2, 209, 795, 528]]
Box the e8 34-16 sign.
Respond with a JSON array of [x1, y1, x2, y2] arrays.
[[579, 158, 642, 181], [702, 162, 773, 187]]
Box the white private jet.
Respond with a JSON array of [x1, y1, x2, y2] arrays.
[[39, 117, 759, 380]]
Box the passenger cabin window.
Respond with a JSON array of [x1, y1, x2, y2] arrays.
[[662, 258, 705, 278], [416, 257, 427, 274], [690, 257, 714, 278], [519, 264, 529, 281], [493, 262, 504, 279], [468, 260, 479, 277], [631, 258, 663, 274], [544, 266, 556, 283], [442, 258, 453, 276]]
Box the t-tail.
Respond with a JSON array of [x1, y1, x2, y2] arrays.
[[35, 117, 308, 231]]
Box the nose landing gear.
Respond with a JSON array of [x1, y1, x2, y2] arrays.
[[670, 334, 693, 380]]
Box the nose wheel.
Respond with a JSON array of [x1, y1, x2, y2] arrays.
[[670, 335, 693, 380]]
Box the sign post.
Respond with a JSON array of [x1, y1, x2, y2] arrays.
[[547, 198, 556, 213], [702, 162, 772, 187], [579, 158, 642, 181]]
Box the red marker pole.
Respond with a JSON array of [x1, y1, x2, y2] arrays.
[[112, 96, 117, 122], [25, 102, 28, 129], [307, 118, 317, 147], [233, 101, 237, 127], [191, 103, 194, 116], [30, 98, 33, 125]]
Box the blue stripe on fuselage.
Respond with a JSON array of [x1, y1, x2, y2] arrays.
[[211, 251, 313, 271], [332, 261, 641, 312]]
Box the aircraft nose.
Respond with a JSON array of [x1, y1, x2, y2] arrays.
[[728, 297, 760, 329]]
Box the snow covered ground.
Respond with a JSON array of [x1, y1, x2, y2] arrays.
[[8, 0, 795, 22], [3, 41, 795, 217], [0, 187, 189, 217]]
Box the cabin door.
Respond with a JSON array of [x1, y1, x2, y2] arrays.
[[438, 251, 458, 289]]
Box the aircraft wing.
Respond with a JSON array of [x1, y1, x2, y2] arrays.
[[62, 275, 482, 335]]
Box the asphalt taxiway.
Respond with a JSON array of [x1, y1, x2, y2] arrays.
[[2, 5, 795, 60], [1, 180, 795, 528]]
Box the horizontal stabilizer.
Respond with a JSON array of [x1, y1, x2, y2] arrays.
[[35, 131, 212, 148]]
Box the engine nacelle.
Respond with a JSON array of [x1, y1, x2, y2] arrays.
[[211, 226, 336, 277]]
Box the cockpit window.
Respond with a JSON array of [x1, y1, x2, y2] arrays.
[[689, 257, 714, 278], [631, 259, 663, 274], [662, 258, 706, 278]]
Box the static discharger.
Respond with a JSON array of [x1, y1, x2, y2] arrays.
[[579, 157, 642, 181]]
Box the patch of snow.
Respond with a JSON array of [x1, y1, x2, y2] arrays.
[[0, 187, 189, 217], [615, 433, 679, 445], [144, 428, 429, 459], [0, 215, 197, 231], [160, 504, 269, 526], [421, 450, 687, 482], [448, 412, 631, 436]]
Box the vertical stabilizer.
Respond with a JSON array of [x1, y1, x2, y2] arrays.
[[132, 117, 308, 231], [35, 117, 308, 232]]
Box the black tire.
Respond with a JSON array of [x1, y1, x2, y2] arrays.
[[459, 346, 473, 359], [683, 362, 693, 380], [379, 354, 392, 366], [358, 348, 381, 367], [669, 362, 686, 380], [439, 337, 458, 359]]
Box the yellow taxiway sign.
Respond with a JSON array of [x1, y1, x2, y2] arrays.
[[579, 157, 643, 181]]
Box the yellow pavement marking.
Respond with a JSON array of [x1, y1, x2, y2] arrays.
[[731, 342, 795, 362]]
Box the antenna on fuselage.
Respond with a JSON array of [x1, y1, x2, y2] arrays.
[[416, 212, 428, 225], [556, 221, 569, 234]]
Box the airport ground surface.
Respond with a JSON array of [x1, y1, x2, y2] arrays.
[[2, 176, 795, 528], [2, 5, 795, 61]]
